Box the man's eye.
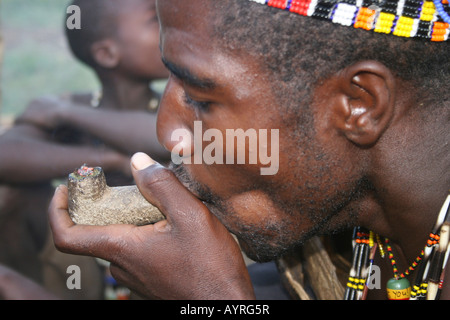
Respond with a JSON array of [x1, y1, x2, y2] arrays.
[[184, 93, 211, 110]]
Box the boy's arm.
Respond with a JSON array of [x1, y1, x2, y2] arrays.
[[0, 123, 130, 184], [16, 96, 170, 161], [59, 106, 169, 161], [0, 264, 59, 300]]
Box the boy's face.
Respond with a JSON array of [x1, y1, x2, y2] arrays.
[[114, 0, 168, 80]]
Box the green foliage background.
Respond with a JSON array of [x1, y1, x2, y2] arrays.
[[0, 0, 99, 121]]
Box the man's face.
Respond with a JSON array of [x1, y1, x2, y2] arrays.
[[156, 0, 360, 261]]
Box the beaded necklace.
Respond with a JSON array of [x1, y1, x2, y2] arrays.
[[344, 194, 450, 300]]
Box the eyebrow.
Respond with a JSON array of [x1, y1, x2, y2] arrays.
[[161, 57, 217, 90]]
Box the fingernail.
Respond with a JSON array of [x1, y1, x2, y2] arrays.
[[131, 152, 156, 171], [54, 184, 66, 195]]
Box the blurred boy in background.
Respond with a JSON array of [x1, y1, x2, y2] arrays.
[[0, 0, 169, 299]]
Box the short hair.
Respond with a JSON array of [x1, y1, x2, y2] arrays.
[[65, 0, 118, 68], [211, 0, 449, 111]]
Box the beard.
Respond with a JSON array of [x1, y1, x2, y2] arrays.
[[169, 162, 215, 203], [168, 157, 373, 263], [169, 162, 315, 262]]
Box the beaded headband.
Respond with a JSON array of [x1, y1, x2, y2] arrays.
[[248, 0, 450, 41]]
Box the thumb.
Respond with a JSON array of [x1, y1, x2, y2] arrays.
[[130, 152, 208, 229], [131, 152, 156, 171]]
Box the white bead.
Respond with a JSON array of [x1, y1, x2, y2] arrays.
[[332, 3, 357, 26]]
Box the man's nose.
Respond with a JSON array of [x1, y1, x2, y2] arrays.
[[157, 80, 195, 159]]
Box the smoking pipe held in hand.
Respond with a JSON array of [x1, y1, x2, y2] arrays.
[[68, 165, 165, 226]]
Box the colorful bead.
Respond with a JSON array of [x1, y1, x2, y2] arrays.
[[384, 238, 426, 280], [402, 0, 423, 18], [420, 1, 437, 21], [411, 284, 420, 298], [369, 231, 375, 248], [410, 280, 430, 299], [354, 7, 377, 30], [376, 234, 385, 258], [268, 0, 289, 9], [420, 282, 428, 297], [344, 227, 371, 300], [343, 194, 449, 300], [393, 16, 415, 37], [431, 21, 450, 40], [402, 249, 424, 277], [332, 3, 358, 26], [247, 0, 450, 41], [374, 12, 397, 34], [433, 0, 450, 23], [290, 0, 312, 15]]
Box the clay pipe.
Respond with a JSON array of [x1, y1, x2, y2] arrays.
[[68, 165, 165, 226]]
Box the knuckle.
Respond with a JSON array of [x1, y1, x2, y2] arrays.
[[142, 166, 175, 190], [108, 264, 123, 283], [52, 231, 71, 253]]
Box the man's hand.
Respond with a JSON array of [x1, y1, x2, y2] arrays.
[[48, 152, 255, 300]]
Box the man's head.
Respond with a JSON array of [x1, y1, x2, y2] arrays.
[[66, 0, 167, 79], [210, 1, 449, 110], [156, 0, 449, 262]]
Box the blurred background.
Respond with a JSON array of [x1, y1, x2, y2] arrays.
[[0, 0, 100, 131]]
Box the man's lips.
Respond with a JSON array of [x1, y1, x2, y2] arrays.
[[180, 180, 206, 201], [169, 164, 207, 202]]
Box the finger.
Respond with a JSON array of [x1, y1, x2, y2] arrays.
[[48, 185, 140, 261], [130, 152, 208, 228], [48, 185, 75, 231]]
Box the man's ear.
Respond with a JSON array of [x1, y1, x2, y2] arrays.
[[91, 39, 121, 69], [332, 60, 396, 147]]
